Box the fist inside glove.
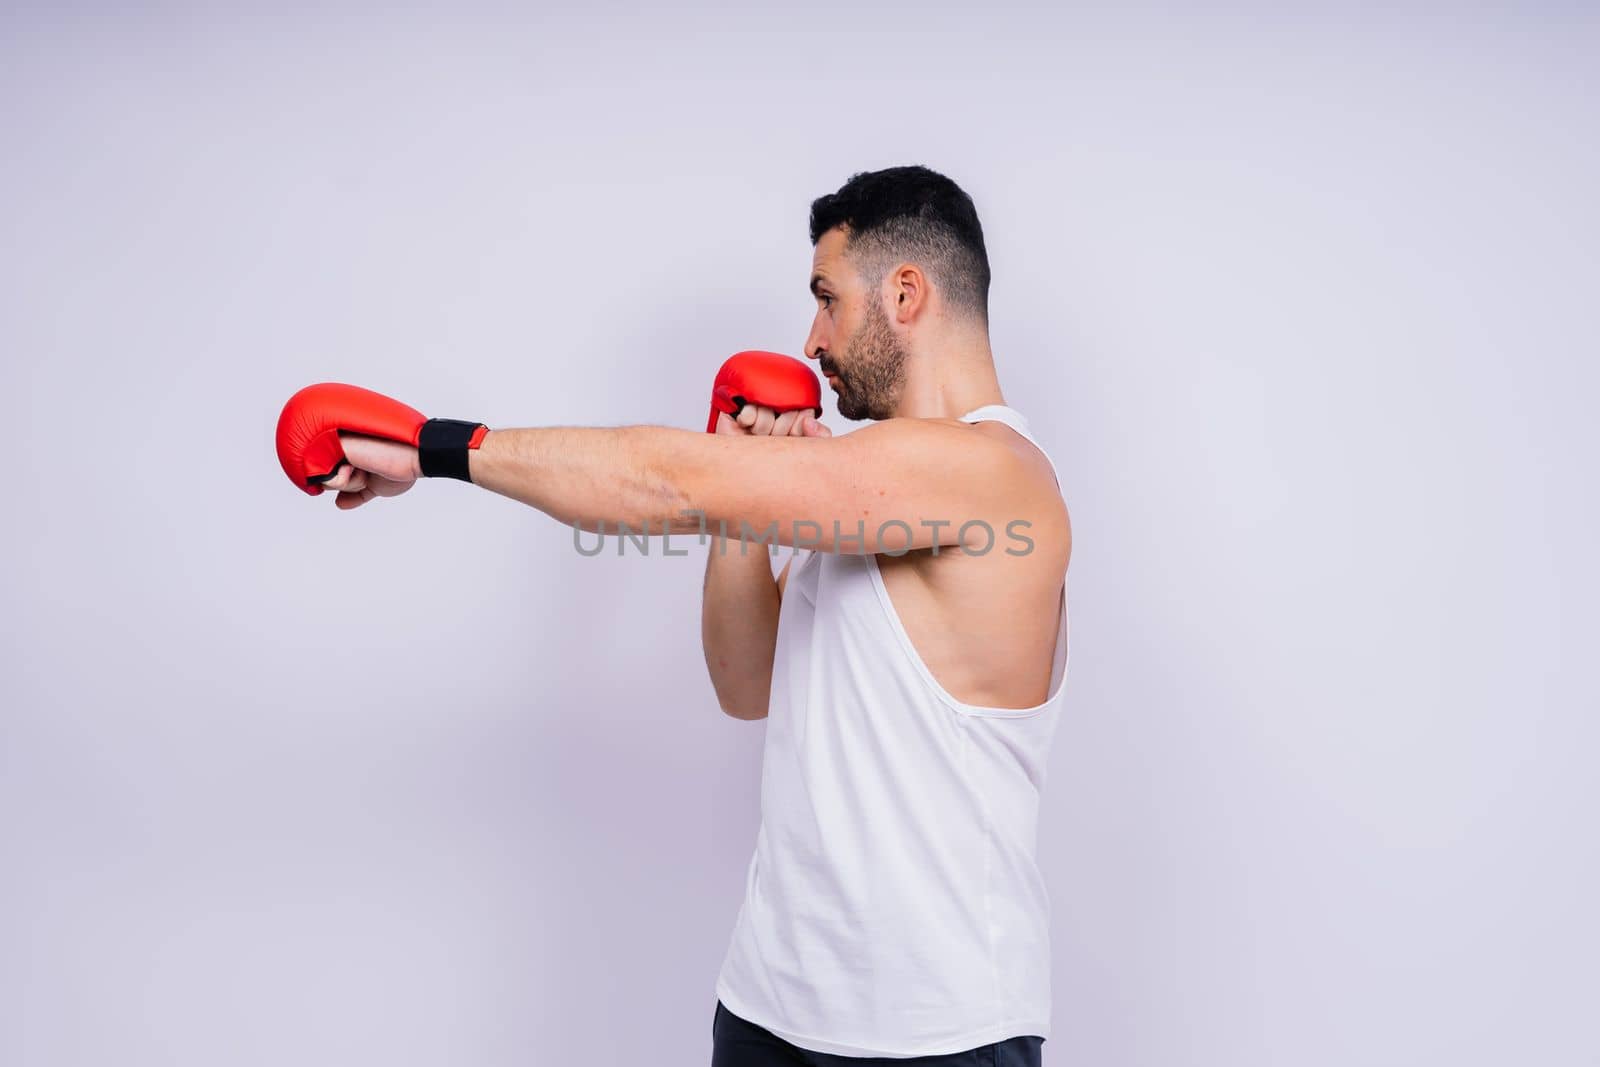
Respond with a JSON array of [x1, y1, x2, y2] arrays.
[[275, 382, 487, 495], [706, 351, 822, 434]]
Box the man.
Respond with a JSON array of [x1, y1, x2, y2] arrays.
[[303, 165, 1070, 1064]]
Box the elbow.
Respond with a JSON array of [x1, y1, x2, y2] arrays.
[[718, 696, 769, 721], [628, 426, 701, 528]]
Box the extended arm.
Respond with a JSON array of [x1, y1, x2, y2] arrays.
[[286, 380, 1046, 552], [460, 419, 1038, 553]]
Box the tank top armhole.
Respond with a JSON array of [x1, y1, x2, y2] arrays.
[[864, 556, 1070, 720], [891, 404, 1067, 717]]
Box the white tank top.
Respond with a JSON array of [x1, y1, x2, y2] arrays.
[[714, 404, 1070, 1058]]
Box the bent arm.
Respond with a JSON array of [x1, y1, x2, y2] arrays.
[[701, 552, 790, 720]]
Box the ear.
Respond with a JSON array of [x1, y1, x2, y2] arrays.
[[887, 262, 928, 325]]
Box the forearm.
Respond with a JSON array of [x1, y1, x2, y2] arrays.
[[467, 424, 712, 534], [701, 547, 782, 720]]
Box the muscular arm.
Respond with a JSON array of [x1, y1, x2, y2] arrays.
[[463, 419, 1042, 552]]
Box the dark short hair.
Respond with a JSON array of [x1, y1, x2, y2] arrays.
[[809, 165, 991, 324]]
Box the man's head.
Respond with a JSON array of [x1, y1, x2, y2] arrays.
[[804, 165, 991, 421]]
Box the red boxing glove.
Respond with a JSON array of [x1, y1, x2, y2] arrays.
[[275, 382, 488, 495], [706, 351, 822, 433]]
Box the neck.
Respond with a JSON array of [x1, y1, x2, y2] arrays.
[[891, 329, 1006, 420]]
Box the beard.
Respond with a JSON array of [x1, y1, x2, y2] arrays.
[[830, 297, 909, 421]]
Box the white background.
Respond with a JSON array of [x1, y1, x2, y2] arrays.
[[2, 5, 1595, 1065]]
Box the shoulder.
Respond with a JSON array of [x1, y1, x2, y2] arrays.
[[850, 415, 1071, 559], [965, 419, 1072, 564], [845, 416, 1066, 507], [844, 415, 1042, 476]]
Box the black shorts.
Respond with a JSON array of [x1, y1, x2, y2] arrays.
[[711, 1001, 1045, 1066]]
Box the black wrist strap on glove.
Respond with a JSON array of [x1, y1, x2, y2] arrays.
[[418, 418, 487, 482]]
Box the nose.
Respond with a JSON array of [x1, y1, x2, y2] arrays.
[[804, 312, 828, 362]]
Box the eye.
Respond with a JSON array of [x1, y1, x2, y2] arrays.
[[819, 294, 834, 310]]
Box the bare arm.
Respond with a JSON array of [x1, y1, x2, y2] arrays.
[[701, 551, 790, 720], [699, 406, 810, 721], [460, 418, 1043, 553]]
